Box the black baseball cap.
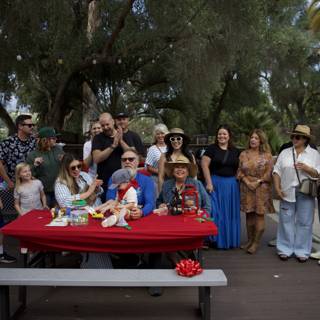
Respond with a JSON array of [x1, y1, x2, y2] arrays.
[[115, 112, 129, 119]]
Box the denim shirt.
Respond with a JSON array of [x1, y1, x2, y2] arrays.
[[157, 177, 212, 214]]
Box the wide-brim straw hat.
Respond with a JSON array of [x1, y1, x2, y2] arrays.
[[164, 128, 190, 145], [164, 155, 198, 178], [287, 125, 313, 139]]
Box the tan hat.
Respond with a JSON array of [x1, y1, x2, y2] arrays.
[[288, 125, 312, 139], [164, 128, 190, 145], [164, 155, 198, 178]]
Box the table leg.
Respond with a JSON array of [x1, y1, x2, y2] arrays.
[[18, 250, 28, 309], [0, 286, 10, 320], [203, 287, 212, 320], [198, 286, 204, 312]]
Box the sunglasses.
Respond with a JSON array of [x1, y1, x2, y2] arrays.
[[290, 135, 304, 141], [169, 136, 183, 142], [22, 123, 35, 128], [121, 157, 136, 163], [70, 164, 82, 171]]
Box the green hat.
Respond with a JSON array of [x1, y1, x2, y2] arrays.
[[38, 127, 60, 138]]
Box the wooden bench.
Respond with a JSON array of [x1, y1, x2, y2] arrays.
[[0, 268, 227, 320]]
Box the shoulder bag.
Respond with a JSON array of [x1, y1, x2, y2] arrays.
[[292, 148, 318, 197]]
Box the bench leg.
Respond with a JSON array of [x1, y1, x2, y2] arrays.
[[0, 286, 10, 320], [199, 287, 212, 320]]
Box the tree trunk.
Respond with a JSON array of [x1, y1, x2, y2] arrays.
[[296, 98, 306, 123], [47, 0, 135, 129], [82, 0, 100, 134], [207, 72, 233, 134], [0, 103, 16, 135]]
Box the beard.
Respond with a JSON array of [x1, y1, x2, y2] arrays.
[[103, 127, 113, 136]]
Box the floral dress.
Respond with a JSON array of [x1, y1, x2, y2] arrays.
[[237, 150, 275, 215]]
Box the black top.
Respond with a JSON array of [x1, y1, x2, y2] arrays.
[[123, 130, 146, 157], [91, 133, 122, 185], [203, 144, 240, 177]]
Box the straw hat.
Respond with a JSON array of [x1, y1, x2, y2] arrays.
[[164, 155, 198, 178], [288, 125, 312, 139], [164, 128, 190, 145]]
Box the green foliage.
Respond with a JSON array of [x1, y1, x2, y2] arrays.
[[0, 0, 319, 144]]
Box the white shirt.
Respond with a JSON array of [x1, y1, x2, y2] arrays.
[[83, 140, 97, 177], [273, 145, 320, 202], [145, 145, 167, 169], [116, 186, 138, 205]]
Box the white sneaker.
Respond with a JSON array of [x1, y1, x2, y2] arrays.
[[101, 215, 118, 228], [310, 251, 320, 260]]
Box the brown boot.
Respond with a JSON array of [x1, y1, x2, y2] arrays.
[[241, 224, 255, 250], [247, 229, 264, 254]]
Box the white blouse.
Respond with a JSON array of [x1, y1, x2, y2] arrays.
[[273, 145, 320, 202]]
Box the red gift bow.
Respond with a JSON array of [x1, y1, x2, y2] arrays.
[[175, 259, 203, 277]]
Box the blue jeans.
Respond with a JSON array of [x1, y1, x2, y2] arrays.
[[277, 190, 315, 258]]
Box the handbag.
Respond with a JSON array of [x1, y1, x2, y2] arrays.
[[292, 148, 318, 197]]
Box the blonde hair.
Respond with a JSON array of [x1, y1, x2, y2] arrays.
[[56, 154, 80, 194], [15, 162, 32, 191], [248, 129, 271, 154], [153, 124, 169, 144]]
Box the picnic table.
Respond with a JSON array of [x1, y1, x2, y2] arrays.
[[1, 210, 218, 253]]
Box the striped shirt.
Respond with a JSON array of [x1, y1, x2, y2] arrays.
[[145, 145, 167, 169], [54, 171, 102, 207]]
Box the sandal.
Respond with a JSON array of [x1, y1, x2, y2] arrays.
[[279, 254, 288, 261]]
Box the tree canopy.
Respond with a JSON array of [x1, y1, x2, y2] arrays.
[[0, 0, 319, 149]]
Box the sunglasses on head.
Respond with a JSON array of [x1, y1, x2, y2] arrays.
[[121, 157, 136, 163], [70, 164, 82, 171], [169, 136, 183, 142], [22, 123, 35, 128], [290, 134, 304, 141]]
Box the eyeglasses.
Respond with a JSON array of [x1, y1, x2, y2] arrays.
[[121, 157, 136, 163], [169, 136, 183, 142], [290, 135, 304, 141], [22, 123, 35, 128], [70, 164, 82, 171]]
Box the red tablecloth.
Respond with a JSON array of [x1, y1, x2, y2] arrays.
[[1, 210, 218, 253]]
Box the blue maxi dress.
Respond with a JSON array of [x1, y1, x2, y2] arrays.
[[203, 144, 241, 249]]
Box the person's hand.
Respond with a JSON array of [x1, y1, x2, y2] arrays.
[[112, 130, 121, 147], [7, 180, 14, 189], [43, 205, 50, 210], [34, 157, 44, 166], [295, 162, 310, 173], [130, 207, 143, 220], [275, 188, 286, 200], [116, 126, 123, 141], [88, 179, 99, 193], [206, 182, 214, 193], [159, 203, 167, 208], [246, 180, 259, 191]]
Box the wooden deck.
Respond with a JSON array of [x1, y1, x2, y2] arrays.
[[1, 215, 320, 320]]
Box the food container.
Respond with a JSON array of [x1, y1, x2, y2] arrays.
[[70, 209, 88, 226]]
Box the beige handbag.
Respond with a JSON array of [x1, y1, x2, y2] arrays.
[[293, 148, 319, 198]]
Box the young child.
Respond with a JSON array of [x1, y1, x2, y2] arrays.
[[97, 168, 138, 227], [14, 163, 47, 215]]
